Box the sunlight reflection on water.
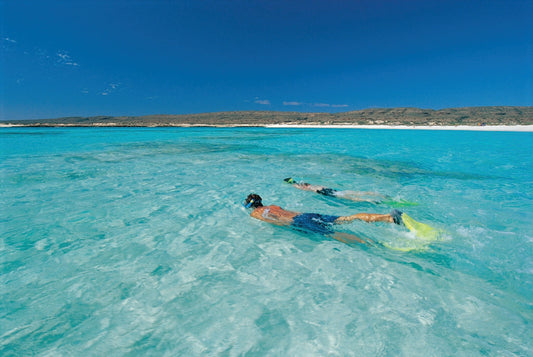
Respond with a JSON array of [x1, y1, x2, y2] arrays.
[[1, 128, 532, 355]]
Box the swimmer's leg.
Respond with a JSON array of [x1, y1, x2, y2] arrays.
[[333, 191, 380, 203], [389, 209, 403, 225], [329, 232, 374, 246], [334, 190, 387, 203], [335, 213, 394, 224]]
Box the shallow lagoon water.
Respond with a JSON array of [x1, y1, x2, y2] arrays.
[[1, 127, 532, 355]]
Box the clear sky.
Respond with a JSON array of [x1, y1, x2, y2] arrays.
[[1, 0, 532, 120]]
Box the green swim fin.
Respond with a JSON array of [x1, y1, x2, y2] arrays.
[[381, 199, 419, 207], [401, 213, 442, 241]]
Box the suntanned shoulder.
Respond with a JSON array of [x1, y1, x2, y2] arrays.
[[249, 206, 264, 219], [250, 205, 279, 217]]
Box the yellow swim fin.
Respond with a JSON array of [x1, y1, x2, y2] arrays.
[[401, 213, 442, 241], [381, 242, 422, 252]]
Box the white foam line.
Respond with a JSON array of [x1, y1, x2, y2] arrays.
[[264, 124, 533, 132]]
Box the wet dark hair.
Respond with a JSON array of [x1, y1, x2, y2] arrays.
[[245, 193, 263, 208]]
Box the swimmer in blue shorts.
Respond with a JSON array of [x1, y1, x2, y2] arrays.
[[243, 193, 405, 245]]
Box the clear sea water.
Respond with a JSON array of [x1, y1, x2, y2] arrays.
[[1, 127, 532, 356]]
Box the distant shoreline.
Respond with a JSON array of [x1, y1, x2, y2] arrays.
[[1, 123, 532, 132], [265, 124, 533, 132], [1, 107, 532, 129]]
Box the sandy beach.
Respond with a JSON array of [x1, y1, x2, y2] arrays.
[[1, 124, 532, 131]]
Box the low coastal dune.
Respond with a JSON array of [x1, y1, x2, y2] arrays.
[[1, 106, 532, 130]]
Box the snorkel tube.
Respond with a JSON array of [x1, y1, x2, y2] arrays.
[[243, 194, 263, 209], [243, 199, 254, 209]]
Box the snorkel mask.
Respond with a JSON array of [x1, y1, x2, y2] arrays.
[[283, 177, 295, 184], [243, 194, 262, 209]]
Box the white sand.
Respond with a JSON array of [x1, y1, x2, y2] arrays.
[[1, 123, 531, 131], [265, 124, 533, 132]]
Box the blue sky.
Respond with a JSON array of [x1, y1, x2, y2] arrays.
[[1, 0, 532, 120]]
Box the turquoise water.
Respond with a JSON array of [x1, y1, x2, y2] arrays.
[[1, 127, 532, 355]]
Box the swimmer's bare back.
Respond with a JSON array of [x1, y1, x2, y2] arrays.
[[250, 205, 299, 226]]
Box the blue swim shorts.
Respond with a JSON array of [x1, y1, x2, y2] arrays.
[[291, 213, 340, 235]]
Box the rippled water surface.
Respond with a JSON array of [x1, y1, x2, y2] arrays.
[[1, 128, 532, 355]]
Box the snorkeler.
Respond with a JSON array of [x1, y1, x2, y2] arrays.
[[283, 177, 417, 206], [283, 177, 386, 203], [243, 193, 409, 246]]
